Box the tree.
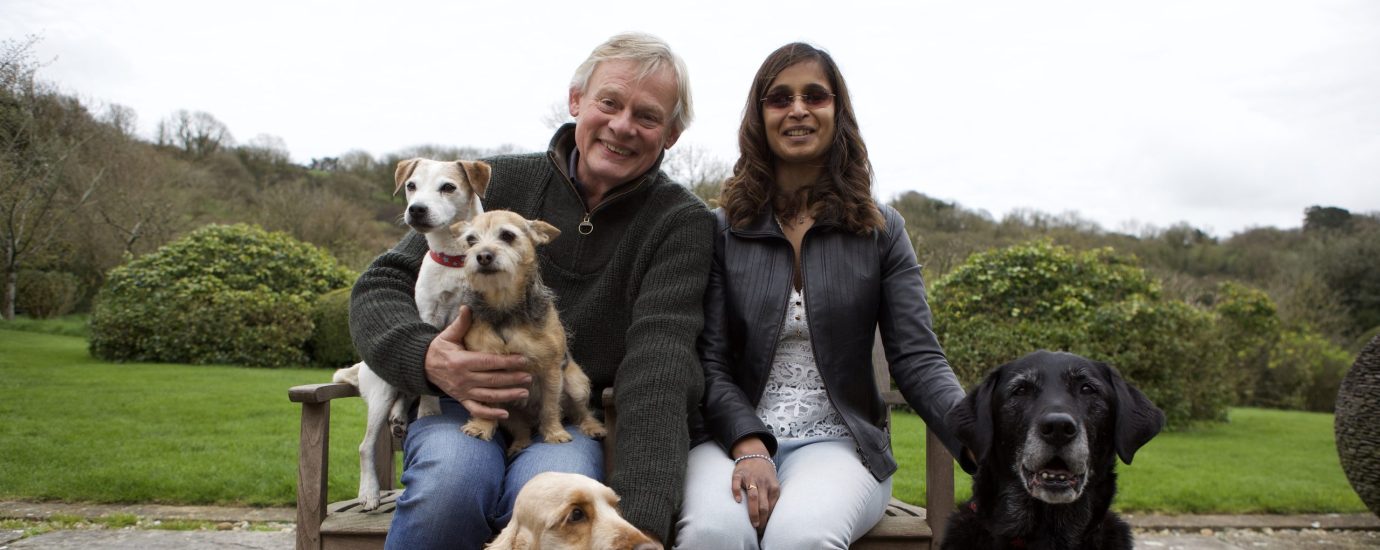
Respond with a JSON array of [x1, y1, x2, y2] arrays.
[[1303, 205, 1352, 233], [662, 144, 729, 204], [0, 36, 101, 319], [155, 109, 234, 159]]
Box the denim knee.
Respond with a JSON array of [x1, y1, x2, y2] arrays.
[[386, 402, 507, 550]]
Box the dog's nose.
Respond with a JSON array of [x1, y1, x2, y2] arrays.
[[1038, 412, 1078, 446], [408, 204, 428, 218], [475, 251, 494, 266]]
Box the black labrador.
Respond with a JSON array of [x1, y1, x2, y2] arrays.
[[941, 350, 1165, 550]]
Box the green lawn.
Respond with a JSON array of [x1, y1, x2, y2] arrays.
[[0, 328, 369, 506], [0, 327, 1369, 513]]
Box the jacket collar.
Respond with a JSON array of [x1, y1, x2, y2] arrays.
[[729, 202, 841, 239]]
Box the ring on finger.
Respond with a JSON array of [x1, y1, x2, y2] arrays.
[[748, 484, 758, 491]]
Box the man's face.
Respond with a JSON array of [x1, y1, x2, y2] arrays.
[[568, 59, 682, 192]]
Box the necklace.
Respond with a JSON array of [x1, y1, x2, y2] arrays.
[[776, 213, 807, 228]]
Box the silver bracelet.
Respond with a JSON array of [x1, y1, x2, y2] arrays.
[[733, 453, 776, 468]]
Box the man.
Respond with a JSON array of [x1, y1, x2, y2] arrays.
[[349, 32, 713, 548]]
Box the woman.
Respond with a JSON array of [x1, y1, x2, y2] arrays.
[[675, 43, 967, 549]]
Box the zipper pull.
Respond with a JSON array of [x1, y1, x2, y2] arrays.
[[579, 213, 593, 235]]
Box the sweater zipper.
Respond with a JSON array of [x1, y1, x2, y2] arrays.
[[556, 160, 644, 236]]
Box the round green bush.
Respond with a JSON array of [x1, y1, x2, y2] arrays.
[[308, 287, 359, 368], [931, 240, 1230, 428], [16, 269, 82, 319], [89, 224, 356, 368]]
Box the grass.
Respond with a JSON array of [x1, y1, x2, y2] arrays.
[[0, 324, 1369, 514], [0, 328, 372, 507], [0, 314, 90, 338], [890, 407, 1369, 513]]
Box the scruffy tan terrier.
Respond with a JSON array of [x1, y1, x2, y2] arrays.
[[451, 209, 606, 454]]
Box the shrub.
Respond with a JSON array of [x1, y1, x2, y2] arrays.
[[89, 224, 356, 367], [1207, 281, 1282, 404], [16, 270, 82, 319], [931, 240, 1230, 427], [1257, 329, 1352, 412], [308, 287, 359, 368]]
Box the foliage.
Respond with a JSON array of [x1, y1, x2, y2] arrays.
[[15, 269, 81, 318], [1203, 281, 1281, 404], [308, 287, 359, 368], [88, 224, 355, 367], [931, 240, 1231, 427], [1255, 329, 1352, 412]]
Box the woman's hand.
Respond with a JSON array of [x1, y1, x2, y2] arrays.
[[730, 437, 780, 532]]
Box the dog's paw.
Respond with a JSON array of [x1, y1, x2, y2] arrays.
[[361, 493, 381, 512], [578, 418, 607, 438], [389, 421, 408, 440], [462, 420, 496, 440], [543, 429, 573, 444]]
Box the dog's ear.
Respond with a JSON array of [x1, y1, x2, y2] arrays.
[[1100, 362, 1165, 465], [947, 367, 1000, 475], [449, 220, 470, 239], [527, 220, 561, 245], [459, 160, 491, 200], [394, 158, 422, 197], [483, 523, 530, 550]]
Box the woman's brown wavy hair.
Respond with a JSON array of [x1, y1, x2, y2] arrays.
[[719, 43, 883, 234]]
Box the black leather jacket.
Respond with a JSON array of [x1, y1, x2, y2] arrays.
[[697, 204, 966, 481]]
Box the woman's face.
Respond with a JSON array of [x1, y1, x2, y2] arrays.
[[762, 60, 836, 166]]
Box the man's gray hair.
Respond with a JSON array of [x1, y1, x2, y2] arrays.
[[570, 32, 693, 135]]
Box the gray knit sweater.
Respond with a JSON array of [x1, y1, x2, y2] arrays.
[[349, 124, 714, 540]]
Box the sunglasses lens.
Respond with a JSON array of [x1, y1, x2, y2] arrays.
[[805, 93, 830, 107], [765, 93, 793, 108]]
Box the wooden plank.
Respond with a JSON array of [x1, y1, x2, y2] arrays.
[[926, 428, 954, 546], [297, 401, 330, 550], [290, 383, 359, 404]]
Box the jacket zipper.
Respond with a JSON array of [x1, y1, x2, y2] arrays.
[[794, 224, 868, 467]]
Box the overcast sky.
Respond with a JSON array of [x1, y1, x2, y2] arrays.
[[6, 0, 1378, 236]]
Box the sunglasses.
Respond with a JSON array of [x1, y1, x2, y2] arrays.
[[760, 91, 836, 110]]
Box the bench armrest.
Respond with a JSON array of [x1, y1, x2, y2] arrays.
[[289, 382, 359, 404]]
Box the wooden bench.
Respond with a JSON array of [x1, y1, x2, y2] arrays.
[[289, 339, 955, 549]]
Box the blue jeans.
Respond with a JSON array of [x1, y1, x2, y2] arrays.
[[384, 397, 604, 550]]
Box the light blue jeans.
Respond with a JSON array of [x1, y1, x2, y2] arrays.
[[675, 436, 892, 550], [385, 397, 604, 550]]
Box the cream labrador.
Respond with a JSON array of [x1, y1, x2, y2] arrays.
[[486, 472, 661, 550]]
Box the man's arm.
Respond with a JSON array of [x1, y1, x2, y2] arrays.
[[609, 203, 715, 541]]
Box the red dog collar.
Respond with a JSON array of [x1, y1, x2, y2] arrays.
[[428, 250, 466, 268]]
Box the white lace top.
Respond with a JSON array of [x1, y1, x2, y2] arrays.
[[755, 288, 851, 440]]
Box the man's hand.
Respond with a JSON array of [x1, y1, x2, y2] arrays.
[[425, 305, 530, 420]]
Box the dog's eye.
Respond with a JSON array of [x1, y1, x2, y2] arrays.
[[1080, 383, 1097, 395], [1013, 383, 1030, 397], [567, 506, 586, 523], [440, 183, 457, 194], [406, 182, 416, 192], [499, 230, 516, 243], [466, 235, 478, 246]]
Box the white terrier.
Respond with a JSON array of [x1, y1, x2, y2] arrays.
[[332, 158, 488, 511]]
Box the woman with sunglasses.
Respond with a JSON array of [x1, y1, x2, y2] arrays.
[[675, 43, 968, 548]]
